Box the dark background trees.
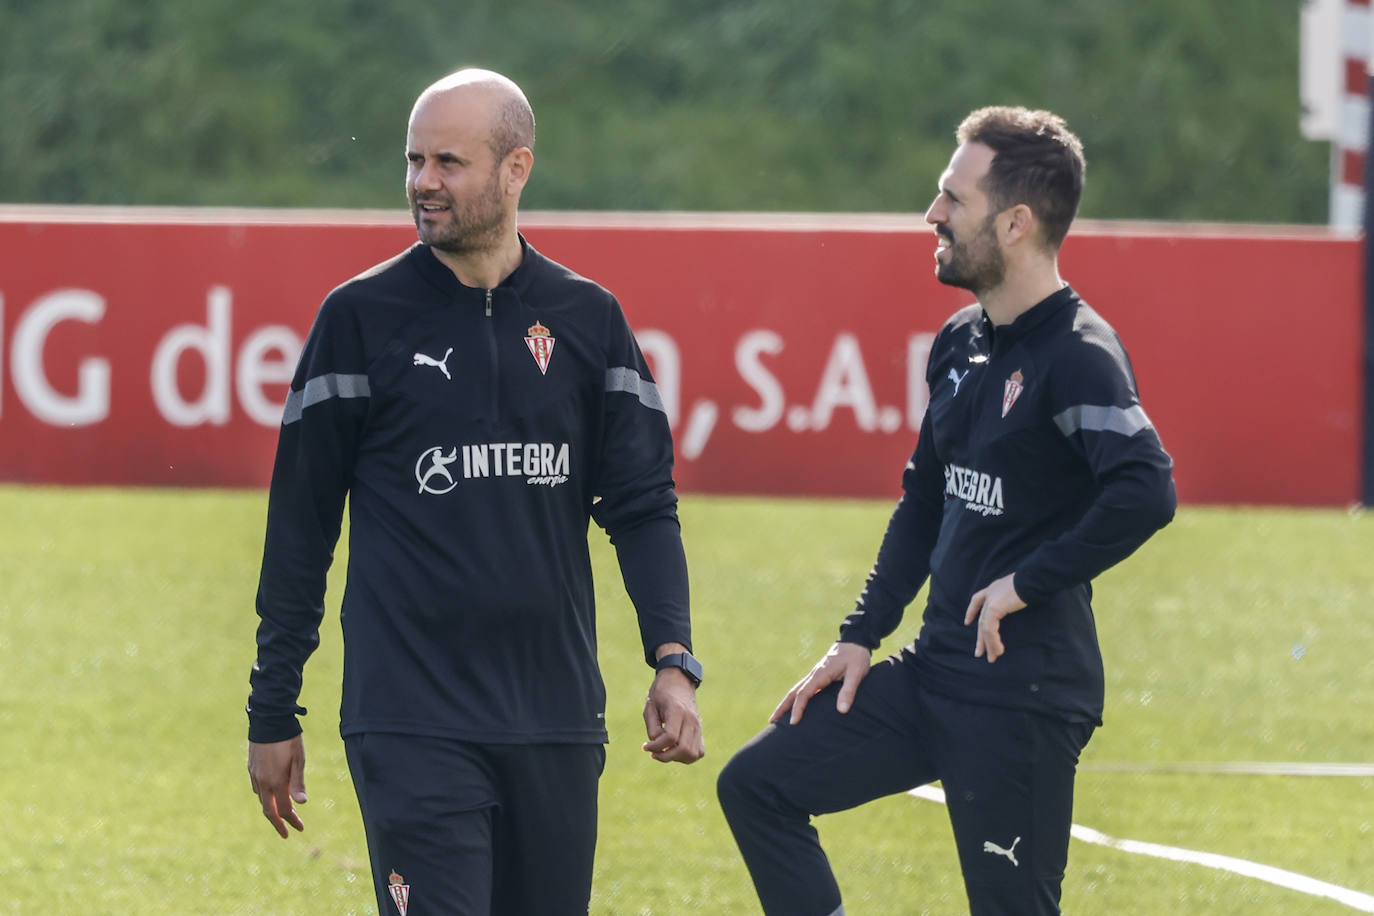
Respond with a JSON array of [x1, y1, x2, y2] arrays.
[[0, 0, 1327, 222]]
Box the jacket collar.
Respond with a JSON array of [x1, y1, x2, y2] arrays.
[[983, 285, 1078, 352], [412, 233, 541, 297]]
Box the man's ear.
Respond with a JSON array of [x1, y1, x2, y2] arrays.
[[1001, 203, 1036, 247], [504, 147, 534, 197]]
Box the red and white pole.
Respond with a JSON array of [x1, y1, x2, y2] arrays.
[[1335, 0, 1370, 230], [1302, 0, 1371, 230]]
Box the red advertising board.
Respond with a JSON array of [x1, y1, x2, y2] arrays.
[[0, 208, 1361, 505]]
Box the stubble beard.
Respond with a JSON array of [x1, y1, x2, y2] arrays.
[[936, 216, 1006, 296], [412, 168, 508, 255]]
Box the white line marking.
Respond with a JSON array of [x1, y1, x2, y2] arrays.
[[909, 785, 1374, 912], [1081, 761, 1374, 777]]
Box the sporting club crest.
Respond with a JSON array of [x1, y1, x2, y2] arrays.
[[525, 321, 556, 375], [388, 869, 411, 915], [1002, 369, 1024, 418]]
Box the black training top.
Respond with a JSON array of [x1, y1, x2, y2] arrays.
[[247, 238, 690, 745], [840, 287, 1176, 724]]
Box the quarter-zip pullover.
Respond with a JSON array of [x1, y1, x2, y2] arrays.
[[247, 238, 690, 745], [840, 287, 1176, 723]]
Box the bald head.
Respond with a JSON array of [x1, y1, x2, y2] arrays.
[[405, 69, 535, 267], [412, 68, 535, 161]]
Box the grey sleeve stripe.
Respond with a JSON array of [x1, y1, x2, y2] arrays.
[[605, 366, 666, 413], [281, 373, 371, 425], [1053, 403, 1152, 438]]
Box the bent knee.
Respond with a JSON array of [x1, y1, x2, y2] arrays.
[[717, 741, 781, 816], [716, 751, 747, 808]]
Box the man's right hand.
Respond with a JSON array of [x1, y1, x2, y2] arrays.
[[247, 734, 308, 838], [769, 642, 873, 725]]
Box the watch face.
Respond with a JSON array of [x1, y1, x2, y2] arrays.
[[661, 652, 702, 685]]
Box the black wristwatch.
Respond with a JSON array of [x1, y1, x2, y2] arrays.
[[655, 651, 703, 687]]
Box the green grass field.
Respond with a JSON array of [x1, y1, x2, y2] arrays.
[[1, 485, 1371, 914]]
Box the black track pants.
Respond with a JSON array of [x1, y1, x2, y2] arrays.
[[717, 652, 1094, 916], [345, 733, 605, 916]]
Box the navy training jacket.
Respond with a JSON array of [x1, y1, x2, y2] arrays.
[[840, 286, 1176, 724], [247, 238, 690, 745]]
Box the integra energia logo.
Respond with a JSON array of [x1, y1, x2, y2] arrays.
[[416, 442, 571, 493], [944, 462, 1004, 517]]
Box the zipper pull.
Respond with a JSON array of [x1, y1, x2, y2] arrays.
[[485, 289, 493, 317]]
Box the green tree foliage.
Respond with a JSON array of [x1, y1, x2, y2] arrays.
[[0, 0, 1328, 221]]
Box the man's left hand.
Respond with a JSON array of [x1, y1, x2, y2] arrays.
[[642, 668, 705, 764], [964, 572, 1027, 663]]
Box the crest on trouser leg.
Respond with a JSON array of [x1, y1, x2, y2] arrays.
[[388, 869, 410, 915]]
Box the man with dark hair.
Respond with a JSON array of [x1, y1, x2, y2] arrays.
[[717, 106, 1176, 916], [954, 107, 1084, 249], [245, 68, 705, 915]]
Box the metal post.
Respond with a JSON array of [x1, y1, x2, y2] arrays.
[[1364, 91, 1374, 504]]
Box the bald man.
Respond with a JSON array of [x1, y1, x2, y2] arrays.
[[246, 69, 704, 915]]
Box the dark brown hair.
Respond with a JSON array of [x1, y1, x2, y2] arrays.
[[956, 106, 1085, 249]]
